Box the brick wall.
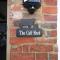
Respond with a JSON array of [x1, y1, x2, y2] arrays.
[[7, 0, 57, 60]]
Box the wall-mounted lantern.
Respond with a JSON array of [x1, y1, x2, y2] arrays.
[[23, 0, 41, 14]]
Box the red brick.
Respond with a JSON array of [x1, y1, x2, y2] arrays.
[[46, 30, 57, 37], [42, 7, 57, 14], [35, 38, 48, 43], [44, 0, 57, 5], [44, 15, 57, 21], [41, 23, 57, 29], [10, 29, 16, 37], [18, 53, 35, 60], [23, 45, 29, 52], [35, 38, 57, 44], [11, 4, 22, 11], [10, 37, 35, 45], [30, 44, 53, 52], [50, 30, 57, 37], [10, 53, 18, 60], [36, 53, 48, 60], [50, 54, 58, 60], [10, 46, 22, 53], [10, 53, 35, 60], [8, 1, 57, 60], [48, 39, 57, 44]]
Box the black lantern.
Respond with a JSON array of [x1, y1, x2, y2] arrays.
[[23, 0, 41, 14]]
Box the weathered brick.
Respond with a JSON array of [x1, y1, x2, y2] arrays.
[[44, 0, 57, 5], [41, 23, 57, 29], [8, 19, 15, 28], [36, 53, 48, 60], [53, 45, 58, 52], [48, 39, 57, 44], [10, 46, 22, 53], [10, 4, 22, 11], [18, 53, 35, 60], [30, 44, 53, 52], [44, 15, 57, 21], [35, 38, 57, 44], [23, 45, 29, 52], [8, 0, 57, 60], [50, 54, 58, 60], [10, 29, 16, 37], [42, 7, 57, 14], [10, 37, 35, 45], [35, 38, 48, 43], [10, 53, 19, 60], [46, 30, 57, 37], [10, 53, 35, 60]]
